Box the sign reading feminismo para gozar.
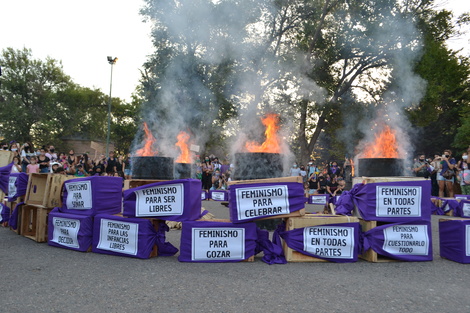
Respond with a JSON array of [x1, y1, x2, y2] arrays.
[[354, 181, 431, 222], [178, 221, 257, 262], [123, 179, 202, 221], [229, 182, 305, 223]]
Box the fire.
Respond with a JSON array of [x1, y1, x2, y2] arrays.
[[135, 122, 158, 156], [175, 131, 191, 163], [245, 113, 282, 153], [362, 125, 399, 158]]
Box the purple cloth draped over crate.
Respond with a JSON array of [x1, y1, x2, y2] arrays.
[[59, 176, 123, 216], [155, 220, 179, 256], [256, 227, 287, 264], [439, 219, 470, 263], [308, 194, 329, 205], [453, 200, 470, 218], [334, 183, 365, 215], [430, 197, 444, 215], [362, 220, 433, 261], [441, 198, 460, 214], [228, 182, 305, 223], [275, 222, 359, 263], [0, 203, 10, 223], [345, 181, 431, 222], [8, 202, 24, 230], [47, 208, 93, 252], [93, 214, 160, 259], [201, 190, 208, 201], [123, 179, 202, 222], [178, 220, 258, 263], [209, 190, 228, 201], [8, 172, 28, 202], [0, 162, 13, 193], [455, 194, 470, 200]]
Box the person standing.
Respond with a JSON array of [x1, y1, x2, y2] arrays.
[[289, 162, 301, 177], [106, 151, 118, 174], [37, 148, 50, 173], [20, 142, 35, 173], [438, 149, 456, 198], [458, 151, 470, 195], [201, 157, 214, 191], [413, 154, 430, 178]]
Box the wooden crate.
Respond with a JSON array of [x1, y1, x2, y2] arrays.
[[123, 179, 168, 190], [25, 173, 50, 206], [359, 219, 400, 262], [20, 204, 52, 242], [0, 150, 14, 167], [352, 176, 426, 185], [43, 174, 73, 208], [284, 215, 359, 262]]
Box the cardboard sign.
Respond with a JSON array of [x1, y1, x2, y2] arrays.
[[134, 183, 184, 217], [309, 194, 329, 205], [51, 217, 81, 249], [210, 190, 228, 201], [96, 218, 139, 256], [191, 227, 245, 261], [65, 181, 93, 210], [382, 224, 430, 256], [376, 186, 422, 218], [303, 226, 355, 259]]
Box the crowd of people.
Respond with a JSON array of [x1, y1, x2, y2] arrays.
[[3, 140, 469, 196], [2, 141, 132, 179]]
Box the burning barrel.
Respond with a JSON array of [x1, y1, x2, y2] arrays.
[[233, 152, 283, 181], [132, 156, 174, 180], [358, 158, 405, 177], [174, 162, 192, 179]]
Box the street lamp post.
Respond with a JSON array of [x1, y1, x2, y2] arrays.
[[106, 56, 118, 157]]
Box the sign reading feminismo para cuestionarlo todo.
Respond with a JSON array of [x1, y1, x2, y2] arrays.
[[375, 186, 422, 217], [303, 226, 355, 259], [382, 224, 429, 255], [65, 181, 93, 210], [191, 227, 245, 261], [235, 185, 290, 221], [134, 183, 184, 217]]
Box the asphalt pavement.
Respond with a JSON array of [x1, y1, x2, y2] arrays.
[[1, 201, 470, 313]]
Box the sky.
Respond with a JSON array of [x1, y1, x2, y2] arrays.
[[1, 0, 469, 102]]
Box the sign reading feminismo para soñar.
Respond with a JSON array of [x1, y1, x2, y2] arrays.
[[65, 181, 93, 210]]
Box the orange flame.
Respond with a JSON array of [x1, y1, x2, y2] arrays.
[[135, 122, 158, 156], [362, 125, 399, 158], [245, 113, 282, 153], [175, 131, 191, 163]]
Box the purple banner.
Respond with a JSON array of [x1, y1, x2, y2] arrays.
[[277, 222, 359, 263], [0, 203, 10, 223], [439, 219, 470, 263], [352, 181, 431, 222], [8, 172, 28, 202], [48, 208, 93, 252], [454, 200, 470, 218], [178, 220, 257, 262], [430, 197, 444, 215], [228, 182, 305, 223], [0, 162, 13, 193], [123, 179, 202, 222], [362, 220, 433, 261], [8, 202, 24, 230], [59, 176, 123, 216], [441, 199, 460, 214], [209, 190, 228, 201], [92, 214, 158, 259], [308, 194, 329, 205]]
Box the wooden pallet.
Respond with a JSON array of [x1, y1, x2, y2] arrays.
[[123, 179, 168, 190], [25, 174, 50, 206], [359, 219, 399, 262], [20, 204, 52, 242], [284, 215, 359, 262], [43, 175, 73, 207]]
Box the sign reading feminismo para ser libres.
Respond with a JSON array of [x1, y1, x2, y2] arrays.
[[376, 186, 422, 217], [191, 227, 245, 261], [303, 226, 355, 259], [134, 183, 184, 217], [235, 185, 289, 220], [65, 181, 93, 210]]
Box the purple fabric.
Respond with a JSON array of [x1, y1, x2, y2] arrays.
[[439, 219, 470, 263], [454, 200, 470, 218], [353, 181, 431, 222], [0, 162, 13, 193], [362, 220, 433, 261], [92, 214, 158, 259], [8, 202, 24, 230], [0, 203, 10, 223], [178, 220, 258, 262], [276, 222, 359, 263], [228, 182, 305, 223], [455, 195, 470, 200], [308, 194, 329, 205], [201, 191, 208, 201], [441, 199, 460, 214], [257, 226, 287, 264], [334, 183, 365, 215], [8, 172, 28, 202], [48, 208, 93, 252], [209, 190, 228, 201], [123, 179, 202, 221], [430, 197, 444, 215], [155, 220, 178, 256], [220, 164, 230, 174], [59, 176, 123, 216]]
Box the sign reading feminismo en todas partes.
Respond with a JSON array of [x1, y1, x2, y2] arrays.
[[303, 225, 355, 259]]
